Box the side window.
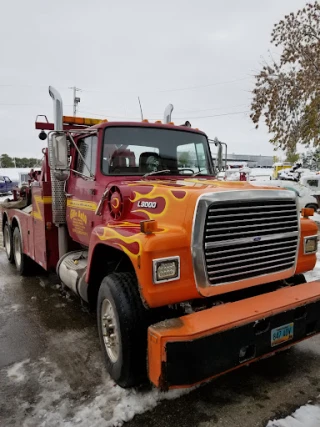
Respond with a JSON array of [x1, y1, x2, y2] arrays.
[[177, 142, 208, 173], [307, 179, 318, 187], [4, 176, 10, 182], [76, 135, 98, 177]]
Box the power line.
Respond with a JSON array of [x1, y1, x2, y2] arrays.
[[0, 76, 251, 96], [80, 76, 251, 95], [78, 108, 250, 121]]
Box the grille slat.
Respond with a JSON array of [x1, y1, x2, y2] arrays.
[[206, 244, 297, 262], [204, 199, 298, 286], [207, 261, 295, 282], [208, 209, 296, 220], [205, 226, 298, 242], [207, 250, 297, 269], [207, 254, 296, 273], [208, 203, 296, 213], [207, 214, 297, 226], [205, 238, 297, 256], [206, 220, 298, 232]]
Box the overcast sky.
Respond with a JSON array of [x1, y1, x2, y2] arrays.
[[0, 0, 309, 159]]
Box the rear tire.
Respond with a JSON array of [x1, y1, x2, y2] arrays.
[[13, 227, 32, 275], [3, 222, 14, 263], [97, 272, 149, 388]]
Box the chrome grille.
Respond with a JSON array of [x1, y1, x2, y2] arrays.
[[204, 199, 298, 286]]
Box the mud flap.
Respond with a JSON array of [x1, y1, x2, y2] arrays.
[[148, 281, 320, 390]]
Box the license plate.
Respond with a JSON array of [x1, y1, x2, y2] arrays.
[[271, 322, 294, 347]]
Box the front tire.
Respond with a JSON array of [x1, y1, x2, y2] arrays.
[[97, 272, 149, 388], [13, 227, 31, 275], [3, 222, 14, 263]]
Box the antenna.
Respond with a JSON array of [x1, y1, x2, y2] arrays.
[[138, 96, 144, 120]]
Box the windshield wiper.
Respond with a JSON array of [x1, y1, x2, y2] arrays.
[[192, 169, 206, 176], [143, 169, 171, 177]]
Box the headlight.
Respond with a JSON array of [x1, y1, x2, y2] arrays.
[[153, 256, 180, 283], [304, 236, 318, 254]]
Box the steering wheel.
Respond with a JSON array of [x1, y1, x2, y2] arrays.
[[178, 168, 196, 174]]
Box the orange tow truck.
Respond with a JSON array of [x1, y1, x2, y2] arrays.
[[1, 87, 320, 390]]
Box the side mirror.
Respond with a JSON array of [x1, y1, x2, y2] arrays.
[[50, 132, 70, 181]]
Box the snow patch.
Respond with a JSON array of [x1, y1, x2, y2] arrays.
[[8, 355, 194, 427], [305, 252, 320, 282], [11, 304, 21, 312], [64, 383, 193, 427], [7, 359, 30, 383], [267, 404, 320, 427]]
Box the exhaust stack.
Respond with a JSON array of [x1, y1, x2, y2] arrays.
[[48, 86, 68, 258], [163, 104, 174, 124]]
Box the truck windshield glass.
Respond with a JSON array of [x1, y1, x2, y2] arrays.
[[102, 127, 213, 176]]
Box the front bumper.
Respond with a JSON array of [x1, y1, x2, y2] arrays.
[[148, 281, 320, 390]]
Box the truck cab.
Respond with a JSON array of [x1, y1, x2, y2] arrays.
[[2, 87, 320, 391]]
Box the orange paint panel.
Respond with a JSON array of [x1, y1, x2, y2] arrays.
[[90, 179, 320, 307], [148, 280, 320, 388]]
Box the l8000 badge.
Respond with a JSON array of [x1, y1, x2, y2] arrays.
[[137, 201, 157, 209]]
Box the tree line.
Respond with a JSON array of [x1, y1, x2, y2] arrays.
[[0, 154, 42, 168]]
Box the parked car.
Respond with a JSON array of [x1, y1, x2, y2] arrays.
[[251, 180, 319, 212], [0, 176, 18, 195]]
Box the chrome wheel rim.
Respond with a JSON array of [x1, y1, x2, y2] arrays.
[[4, 226, 11, 258], [101, 298, 120, 363], [14, 232, 21, 268]]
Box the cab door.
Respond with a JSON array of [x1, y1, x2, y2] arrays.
[[66, 134, 98, 246]]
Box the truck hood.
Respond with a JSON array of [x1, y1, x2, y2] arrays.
[[109, 177, 283, 227]]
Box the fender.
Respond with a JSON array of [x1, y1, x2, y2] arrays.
[[86, 222, 199, 308]]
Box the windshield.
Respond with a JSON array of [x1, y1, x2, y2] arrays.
[[102, 126, 213, 176]]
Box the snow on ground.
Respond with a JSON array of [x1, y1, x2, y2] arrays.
[[7, 359, 30, 383], [6, 354, 195, 427], [267, 403, 320, 427]]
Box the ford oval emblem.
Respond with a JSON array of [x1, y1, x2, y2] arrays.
[[253, 236, 262, 242]]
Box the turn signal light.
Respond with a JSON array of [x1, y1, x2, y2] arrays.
[[140, 220, 158, 234], [301, 208, 315, 218]]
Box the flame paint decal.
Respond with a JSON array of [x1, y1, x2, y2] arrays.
[[129, 185, 187, 220], [95, 178, 257, 262], [95, 226, 142, 259]]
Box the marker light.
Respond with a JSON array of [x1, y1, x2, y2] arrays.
[[62, 116, 107, 126], [140, 220, 158, 234], [301, 208, 315, 218]]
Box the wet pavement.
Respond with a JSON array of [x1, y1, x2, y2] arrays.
[[1, 250, 320, 427]]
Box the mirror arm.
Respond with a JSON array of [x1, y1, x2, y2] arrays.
[[68, 133, 94, 179], [70, 169, 95, 181]]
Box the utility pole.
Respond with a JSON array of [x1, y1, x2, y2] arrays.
[[69, 86, 81, 116]]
